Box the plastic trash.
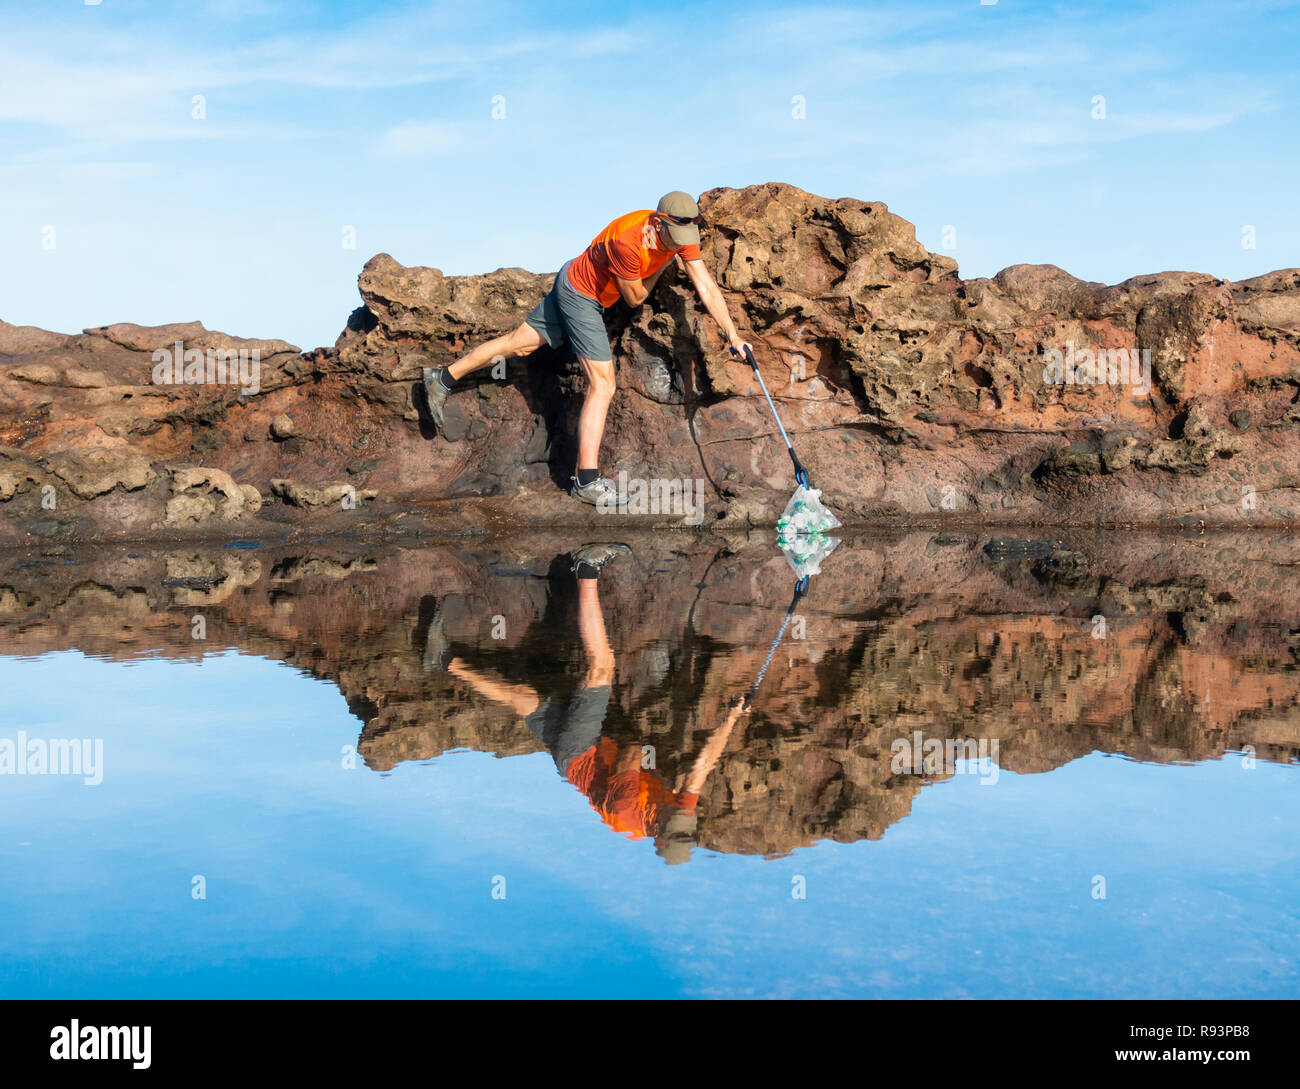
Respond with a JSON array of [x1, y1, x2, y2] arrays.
[[776, 485, 841, 540], [779, 534, 840, 579]]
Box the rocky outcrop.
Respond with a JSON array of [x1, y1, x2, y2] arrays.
[[3, 184, 1299, 541], [166, 467, 262, 527]]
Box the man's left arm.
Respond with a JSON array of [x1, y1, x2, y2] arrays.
[[683, 258, 750, 356]]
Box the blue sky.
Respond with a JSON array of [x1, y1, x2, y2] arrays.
[[1, 0, 1296, 350], [2, 647, 1297, 998]]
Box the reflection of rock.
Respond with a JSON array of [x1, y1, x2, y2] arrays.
[[3, 185, 1299, 542], [269, 556, 378, 581], [163, 552, 264, 606], [0, 531, 1297, 858]]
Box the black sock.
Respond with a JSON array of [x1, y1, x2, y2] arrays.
[[437, 367, 455, 391], [575, 468, 599, 486], [575, 561, 600, 579]]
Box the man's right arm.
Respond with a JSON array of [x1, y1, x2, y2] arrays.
[[609, 238, 647, 306], [615, 258, 675, 306], [614, 275, 649, 307]]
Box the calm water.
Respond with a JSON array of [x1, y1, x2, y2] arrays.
[[1, 530, 1297, 998]]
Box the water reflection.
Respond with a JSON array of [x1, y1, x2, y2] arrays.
[[2, 529, 1297, 862], [431, 542, 757, 863]]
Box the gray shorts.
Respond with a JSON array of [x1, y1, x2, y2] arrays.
[[525, 260, 613, 363], [523, 683, 612, 775]]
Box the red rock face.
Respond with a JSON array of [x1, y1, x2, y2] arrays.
[[2, 183, 1298, 542]]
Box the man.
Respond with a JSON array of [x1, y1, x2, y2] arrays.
[[421, 191, 751, 507], [421, 542, 748, 864]]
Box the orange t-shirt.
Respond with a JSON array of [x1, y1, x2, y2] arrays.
[[566, 210, 703, 307], [567, 738, 700, 839]]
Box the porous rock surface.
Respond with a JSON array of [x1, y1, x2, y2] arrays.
[[3, 183, 1299, 543]]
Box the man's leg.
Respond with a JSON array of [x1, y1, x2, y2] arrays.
[[575, 572, 615, 688], [422, 320, 544, 433], [544, 572, 616, 774], [575, 356, 616, 475], [448, 321, 544, 382], [550, 264, 620, 505], [569, 356, 620, 505], [447, 658, 543, 719]]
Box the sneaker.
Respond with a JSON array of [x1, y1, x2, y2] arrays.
[[569, 542, 631, 574], [422, 367, 450, 433], [570, 474, 619, 507]]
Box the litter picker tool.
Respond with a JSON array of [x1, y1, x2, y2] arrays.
[[736, 345, 841, 538], [738, 578, 808, 711]]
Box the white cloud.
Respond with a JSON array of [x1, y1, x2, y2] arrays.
[[372, 120, 462, 157]]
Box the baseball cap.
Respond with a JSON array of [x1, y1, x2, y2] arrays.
[[654, 808, 699, 866], [656, 191, 702, 247]]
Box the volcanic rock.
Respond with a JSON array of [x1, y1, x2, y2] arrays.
[[270, 413, 298, 440], [2, 183, 1298, 542]]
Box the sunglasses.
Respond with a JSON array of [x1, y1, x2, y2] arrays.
[[658, 212, 703, 226]]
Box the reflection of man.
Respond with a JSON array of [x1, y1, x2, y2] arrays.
[[422, 543, 747, 864]]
